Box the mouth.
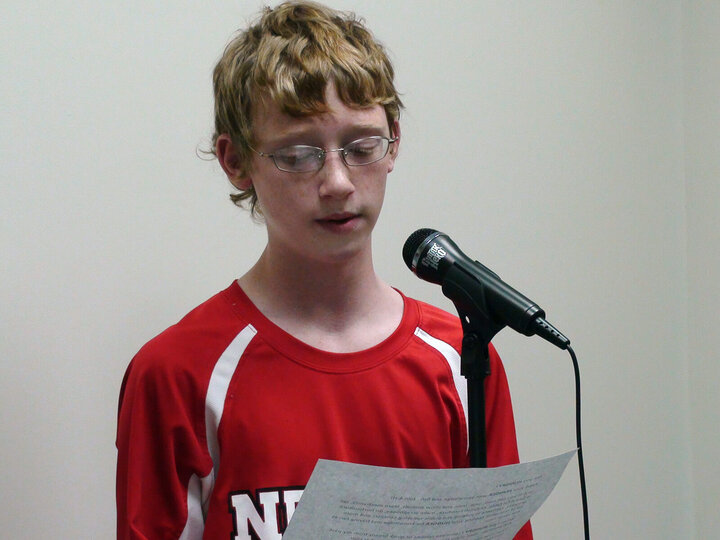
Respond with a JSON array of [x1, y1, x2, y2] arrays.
[[316, 212, 362, 232], [318, 212, 358, 224]]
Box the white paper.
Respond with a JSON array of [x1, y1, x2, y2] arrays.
[[283, 450, 576, 540]]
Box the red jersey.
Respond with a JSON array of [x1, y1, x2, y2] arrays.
[[116, 281, 531, 539]]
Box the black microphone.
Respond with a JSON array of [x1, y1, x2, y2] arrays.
[[403, 228, 570, 349]]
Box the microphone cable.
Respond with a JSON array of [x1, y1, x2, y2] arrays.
[[567, 344, 590, 539]]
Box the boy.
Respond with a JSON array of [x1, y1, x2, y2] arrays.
[[116, 2, 531, 539]]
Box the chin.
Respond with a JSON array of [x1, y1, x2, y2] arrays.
[[312, 236, 373, 265]]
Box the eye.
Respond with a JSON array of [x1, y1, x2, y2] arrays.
[[346, 137, 382, 157], [274, 145, 322, 167], [343, 137, 389, 165]]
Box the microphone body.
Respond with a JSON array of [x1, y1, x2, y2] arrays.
[[403, 229, 569, 349]]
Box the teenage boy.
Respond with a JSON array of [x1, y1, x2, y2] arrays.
[[116, 2, 532, 539]]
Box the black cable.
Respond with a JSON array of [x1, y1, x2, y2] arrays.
[[567, 344, 590, 539]]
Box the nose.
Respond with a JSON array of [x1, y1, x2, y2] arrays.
[[317, 151, 355, 199]]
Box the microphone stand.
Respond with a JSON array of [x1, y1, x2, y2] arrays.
[[460, 329, 492, 468], [443, 265, 505, 468]]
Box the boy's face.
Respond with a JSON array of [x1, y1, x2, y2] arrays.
[[238, 83, 399, 265]]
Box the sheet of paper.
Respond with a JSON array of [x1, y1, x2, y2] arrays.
[[283, 450, 576, 540]]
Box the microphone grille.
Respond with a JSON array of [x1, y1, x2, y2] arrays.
[[402, 228, 438, 270]]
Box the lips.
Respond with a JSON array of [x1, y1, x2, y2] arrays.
[[317, 212, 357, 224], [316, 212, 362, 232]]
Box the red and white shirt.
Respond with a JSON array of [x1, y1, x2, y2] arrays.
[[116, 281, 531, 539]]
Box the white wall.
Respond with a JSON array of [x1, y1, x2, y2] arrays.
[[683, 1, 720, 538], [1, 1, 715, 538]]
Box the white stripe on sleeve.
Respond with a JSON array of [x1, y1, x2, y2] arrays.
[[180, 324, 258, 540], [205, 324, 257, 473], [414, 327, 469, 449]]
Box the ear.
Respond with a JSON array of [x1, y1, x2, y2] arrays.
[[216, 134, 252, 190], [386, 120, 401, 173]]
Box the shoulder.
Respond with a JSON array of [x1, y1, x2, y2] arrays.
[[123, 283, 252, 393], [402, 294, 463, 349], [401, 293, 503, 365]]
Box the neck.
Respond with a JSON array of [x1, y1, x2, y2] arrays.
[[241, 243, 383, 317], [237, 242, 404, 352]]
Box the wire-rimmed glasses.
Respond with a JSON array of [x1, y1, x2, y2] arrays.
[[249, 135, 398, 173]]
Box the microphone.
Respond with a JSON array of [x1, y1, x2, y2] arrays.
[[403, 228, 570, 349]]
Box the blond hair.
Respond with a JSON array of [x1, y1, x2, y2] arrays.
[[211, 1, 403, 214]]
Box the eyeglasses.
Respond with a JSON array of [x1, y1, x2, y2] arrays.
[[249, 135, 398, 173]]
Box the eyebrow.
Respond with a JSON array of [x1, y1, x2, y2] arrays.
[[263, 124, 390, 149]]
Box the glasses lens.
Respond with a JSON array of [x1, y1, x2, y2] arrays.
[[273, 145, 323, 172], [343, 137, 389, 166]]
